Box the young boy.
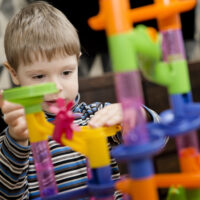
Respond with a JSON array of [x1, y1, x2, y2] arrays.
[[0, 1, 159, 199]]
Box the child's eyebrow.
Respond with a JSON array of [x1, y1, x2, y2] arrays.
[[25, 64, 77, 74], [25, 69, 46, 74], [61, 64, 77, 70]]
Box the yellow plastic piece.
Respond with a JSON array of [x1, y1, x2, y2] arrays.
[[25, 109, 120, 168], [81, 125, 121, 137], [85, 129, 110, 168], [61, 125, 121, 168], [61, 132, 87, 155], [26, 112, 54, 143]]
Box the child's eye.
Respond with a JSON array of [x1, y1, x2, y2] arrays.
[[62, 71, 71, 76], [32, 74, 45, 79]]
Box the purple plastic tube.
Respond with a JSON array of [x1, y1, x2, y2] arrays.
[[161, 29, 199, 159], [31, 141, 58, 197], [161, 29, 186, 62], [115, 70, 149, 146]]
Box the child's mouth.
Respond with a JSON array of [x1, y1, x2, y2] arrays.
[[45, 100, 57, 106]]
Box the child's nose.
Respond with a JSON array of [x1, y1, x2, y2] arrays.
[[55, 81, 63, 92], [50, 77, 63, 92]]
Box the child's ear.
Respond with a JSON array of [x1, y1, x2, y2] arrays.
[[3, 62, 20, 85]]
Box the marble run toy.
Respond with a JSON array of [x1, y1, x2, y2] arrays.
[[3, 83, 121, 199], [88, 0, 200, 199], [2, 0, 199, 199]]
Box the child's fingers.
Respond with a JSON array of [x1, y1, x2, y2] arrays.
[[88, 108, 109, 127], [4, 109, 25, 126], [89, 109, 105, 125], [9, 117, 28, 141], [14, 122, 28, 137], [93, 110, 120, 127], [103, 115, 122, 127], [1, 101, 23, 114], [91, 114, 121, 128], [89, 105, 122, 128]]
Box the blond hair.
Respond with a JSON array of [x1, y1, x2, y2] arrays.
[[4, 1, 80, 71]]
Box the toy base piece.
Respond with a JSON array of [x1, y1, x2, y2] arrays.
[[149, 110, 200, 137], [112, 130, 165, 161]]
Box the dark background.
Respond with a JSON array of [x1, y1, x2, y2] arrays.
[[46, 0, 194, 56]]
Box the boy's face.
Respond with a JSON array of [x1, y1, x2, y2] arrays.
[[10, 55, 79, 113]]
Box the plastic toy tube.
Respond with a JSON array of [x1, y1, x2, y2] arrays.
[[161, 29, 185, 62], [26, 112, 58, 198], [115, 70, 149, 146], [2, 83, 59, 198], [155, 173, 200, 188], [161, 29, 200, 164], [176, 131, 199, 160], [32, 141, 58, 197], [159, 15, 200, 198]]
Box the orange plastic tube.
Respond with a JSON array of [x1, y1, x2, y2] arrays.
[[88, 0, 196, 33], [129, 0, 196, 23], [116, 177, 159, 200], [179, 148, 200, 173], [88, 0, 132, 35], [155, 174, 200, 188]]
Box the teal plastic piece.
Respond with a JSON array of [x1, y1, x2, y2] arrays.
[[3, 83, 58, 114], [167, 187, 187, 200]]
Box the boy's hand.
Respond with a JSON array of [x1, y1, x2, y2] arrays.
[[88, 103, 149, 129], [88, 103, 123, 128], [0, 91, 29, 146]]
